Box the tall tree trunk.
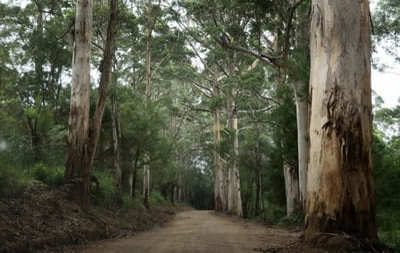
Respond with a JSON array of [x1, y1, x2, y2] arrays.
[[65, 0, 93, 207], [111, 95, 122, 206], [143, 0, 155, 209], [226, 51, 243, 216], [213, 105, 225, 212], [229, 110, 243, 216], [65, 0, 117, 207], [305, 0, 377, 241], [29, 2, 44, 163], [292, 80, 309, 208], [276, 81, 301, 216], [86, 0, 118, 171]]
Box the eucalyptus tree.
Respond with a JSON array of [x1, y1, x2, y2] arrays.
[[64, 0, 93, 207], [305, 0, 377, 242], [65, 0, 118, 207]]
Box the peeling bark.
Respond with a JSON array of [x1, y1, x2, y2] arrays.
[[64, 0, 93, 207], [306, 0, 377, 241]]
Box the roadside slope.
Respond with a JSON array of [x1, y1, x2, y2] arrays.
[[0, 182, 180, 253]]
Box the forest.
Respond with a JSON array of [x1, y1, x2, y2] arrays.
[[0, 0, 399, 252]]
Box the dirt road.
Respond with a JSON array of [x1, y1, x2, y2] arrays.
[[80, 210, 302, 253]]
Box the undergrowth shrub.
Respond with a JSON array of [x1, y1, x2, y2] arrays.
[[150, 191, 168, 205], [31, 163, 64, 188], [122, 195, 145, 210], [0, 165, 29, 197], [277, 211, 304, 228], [257, 201, 286, 225], [378, 210, 400, 250], [91, 170, 115, 207]]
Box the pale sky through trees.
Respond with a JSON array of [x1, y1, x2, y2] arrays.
[[370, 0, 400, 108], [4, 0, 400, 108]]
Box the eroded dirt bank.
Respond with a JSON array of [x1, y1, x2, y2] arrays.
[[0, 182, 181, 253]]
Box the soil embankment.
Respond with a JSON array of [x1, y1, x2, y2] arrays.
[[0, 181, 181, 252]]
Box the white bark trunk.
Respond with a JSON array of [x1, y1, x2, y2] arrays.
[[65, 0, 92, 207], [306, 0, 377, 240], [227, 113, 243, 216], [292, 80, 309, 208], [283, 163, 300, 216]]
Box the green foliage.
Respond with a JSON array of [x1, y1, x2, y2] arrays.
[[373, 105, 400, 249], [150, 191, 168, 205], [186, 166, 214, 210], [91, 170, 116, 207], [31, 163, 64, 188], [0, 165, 30, 198], [277, 212, 304, 228], [261, 202, 286, 224], [378, 211, 400, 250], [122, 195, 145, 210]]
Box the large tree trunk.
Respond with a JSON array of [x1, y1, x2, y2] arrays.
[[65, 0, 117, 207], [292, 80, 309, 208], [305, 0, 377, 241], [64, 0, 93, 207]]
